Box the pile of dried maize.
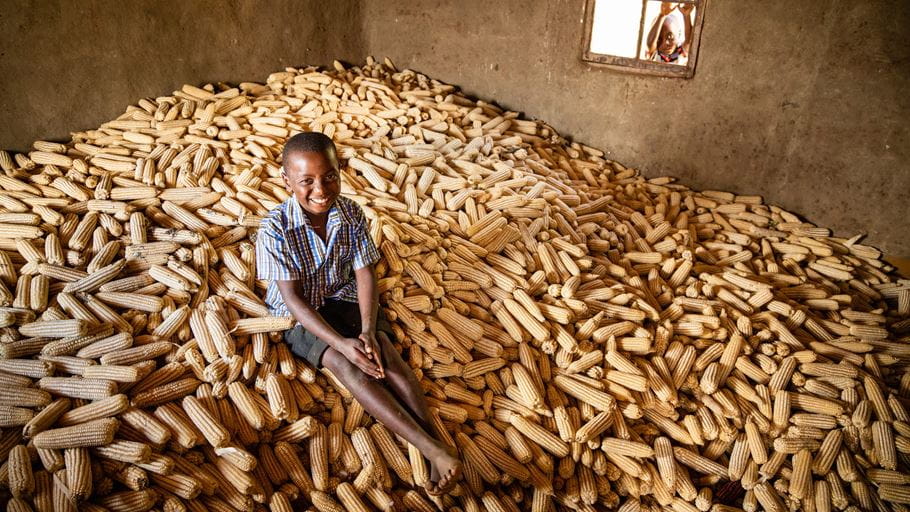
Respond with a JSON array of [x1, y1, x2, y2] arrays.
[[0, 57, 908, 512]]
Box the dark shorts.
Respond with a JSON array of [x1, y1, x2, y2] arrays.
[[283, 299, 393, 368]]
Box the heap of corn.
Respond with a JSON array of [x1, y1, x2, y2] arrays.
[[0, 57, 908, 512]]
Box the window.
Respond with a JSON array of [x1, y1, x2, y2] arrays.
[[581, 0, 706, 78]]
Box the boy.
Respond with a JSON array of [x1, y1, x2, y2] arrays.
[[645, 2, 694, 65], [255, 132, 462, 496]]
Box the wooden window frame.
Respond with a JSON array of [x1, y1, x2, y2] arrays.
[[581, 0, 707, 78]]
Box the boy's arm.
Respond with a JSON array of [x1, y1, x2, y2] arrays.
[[680, 3, 694, 55], [354, 265, 384, 377], [277, 279, 382, 378]]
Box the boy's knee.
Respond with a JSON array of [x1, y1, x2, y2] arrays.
[[324, 350, 369, 383]]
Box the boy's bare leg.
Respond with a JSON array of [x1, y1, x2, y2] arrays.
[[321, 347, 462, 495], [374, 331, 459, 489], [375, 332, 434, 430]]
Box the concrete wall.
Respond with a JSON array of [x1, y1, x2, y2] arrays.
[[0, 0, 365, 151], [361, 0, 910, 257], [1, 0, 907, 256]]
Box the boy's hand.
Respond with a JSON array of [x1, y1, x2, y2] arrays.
[[660, 2, 675, 16], [340, 338, 383, 379], [359, 331, 385, 379]]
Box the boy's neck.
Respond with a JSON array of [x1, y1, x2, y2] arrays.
[[304, 209, 330, 230]]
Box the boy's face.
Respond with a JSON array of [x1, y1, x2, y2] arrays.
[[659, 23, 677, 54], [282, 149, 341, 216]]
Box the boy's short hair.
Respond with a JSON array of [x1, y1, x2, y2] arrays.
[[282, 132, 336, 164]]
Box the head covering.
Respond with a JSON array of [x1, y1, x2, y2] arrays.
[[662, 10, 686, 47]]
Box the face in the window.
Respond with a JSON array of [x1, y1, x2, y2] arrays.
[[659, 24, 677, 54], [282, 149, 341, 216]]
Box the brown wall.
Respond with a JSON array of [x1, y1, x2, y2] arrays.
[[362, 0, 910, 257], [1, 0, 907, 256], [0, 0, 365, 151]]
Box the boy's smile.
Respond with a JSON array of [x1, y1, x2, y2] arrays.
[[282, 149, 341, 217]]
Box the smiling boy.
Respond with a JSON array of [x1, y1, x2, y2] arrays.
[[255, 132, 462, 495]]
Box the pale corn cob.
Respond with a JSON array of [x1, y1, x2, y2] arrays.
[[75, 332, 132, 360], [93, 440, 152, 464], [273, 415, 318, 443], [8, 444, 34, 498], [19, 319, 89, 338], [553, 374, 615, 413], [368, 422, 413, 484], [508, 413, 569, 457], [23, 397, 71, 438], [98, 489, 156, 512], [94, 292, 164, 313], [0, 223, 43, 238], [33, 417, 118, 449], [152, 471, 203, 500], [227, 381, 265, 430], [99, 341, 172, 366], [308, 422, 329, 490], [64, 447, 92, 501], [130, 377, 199, 408], [0, 359, 54, 378], [230, 316, 295, 335], [119, 407, 171, 446], [82, 365, 140, 382], [273, 441, 315, 495], [39, 326, 113, 358], [182, 395, 229, 448], [204, 309, 235, 358], [57, 394, 129, 427], [0, 386, 51, 407], [148, 264, 196, 291]]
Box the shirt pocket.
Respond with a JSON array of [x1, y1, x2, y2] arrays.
[[331, 229, 353, 262]]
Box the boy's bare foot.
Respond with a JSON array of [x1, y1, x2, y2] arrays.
[[424, 446, 462, 496]]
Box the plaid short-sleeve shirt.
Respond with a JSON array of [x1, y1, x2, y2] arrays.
[[255, 195, 381, 316]]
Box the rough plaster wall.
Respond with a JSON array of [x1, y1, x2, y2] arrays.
[[362, 0, 910, 256], [0, 0, 365, 151]]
